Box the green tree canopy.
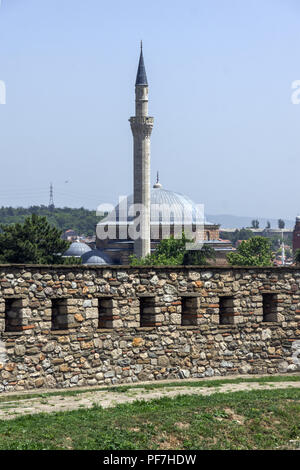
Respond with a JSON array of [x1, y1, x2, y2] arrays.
[[227, 236, 273, 266], [220, 228, 254, 247], [0, 214, 70, 264], [0, 205, 104, 237], [130, 233, 216, 266]]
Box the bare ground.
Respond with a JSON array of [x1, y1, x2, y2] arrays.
[[0, 376, 299, 421]]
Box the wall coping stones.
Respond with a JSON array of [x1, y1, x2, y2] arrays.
[[0, 263, 300, 271]]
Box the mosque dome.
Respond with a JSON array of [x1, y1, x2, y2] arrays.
[[81, 249, 113, 266], [101, 184, 207, 226], [63, 241, 92, 258]]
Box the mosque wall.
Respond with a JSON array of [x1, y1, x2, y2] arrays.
[[0, 264, 299, 393], [96, 224, 221, 265]]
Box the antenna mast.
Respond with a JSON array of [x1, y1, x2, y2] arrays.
[[49, 183, 55, 210]]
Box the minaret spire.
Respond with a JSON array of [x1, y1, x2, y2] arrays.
[[135, 42, 148, 86], [129, 44, 154, 259]]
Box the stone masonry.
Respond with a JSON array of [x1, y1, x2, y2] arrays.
[[0, 264, 300, 393]]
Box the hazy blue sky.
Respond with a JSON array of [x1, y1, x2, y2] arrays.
[[0, 0, 300, 221]]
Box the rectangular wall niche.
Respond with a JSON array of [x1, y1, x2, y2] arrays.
[[181, 296, 199, 326], [98, 297, 115, 329], [5, 298, 24, 332], [139, 296, 157, 327], [262, 293, 278, 322], [219, 296, 235, 325], [51, 299, 69, 330]]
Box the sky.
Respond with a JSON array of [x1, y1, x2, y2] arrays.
[[0, 0, 300, 221]]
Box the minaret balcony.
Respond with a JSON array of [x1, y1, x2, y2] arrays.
[[129, 116, 154, 137]]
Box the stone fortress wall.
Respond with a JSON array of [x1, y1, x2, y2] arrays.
[[0, 264, 299, 393]]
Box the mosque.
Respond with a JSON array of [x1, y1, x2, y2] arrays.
[[64, 45, 230, 265]]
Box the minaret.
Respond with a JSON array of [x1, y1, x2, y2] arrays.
[[129, 43, 154, 258]]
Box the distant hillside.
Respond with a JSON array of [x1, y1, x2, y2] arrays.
[[0, 207, 295, 235], [207, 214, 295, 230], [0, 206, 104, 236]]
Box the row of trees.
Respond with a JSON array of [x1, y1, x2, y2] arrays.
[[251, 219, 285, 229], [0, 206, 104, 237]]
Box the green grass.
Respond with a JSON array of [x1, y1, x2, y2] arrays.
[[0, 388, 299, 450]]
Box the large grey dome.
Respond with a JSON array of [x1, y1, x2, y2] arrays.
[[81, 249, 112, 265], [63, 242, 92, 258], [100, 187, 206, 225]]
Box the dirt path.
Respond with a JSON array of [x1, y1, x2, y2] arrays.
[[0, 380, 299, 421]]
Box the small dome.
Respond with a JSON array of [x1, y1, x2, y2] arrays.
[[81, 249, 112, 266], [63, 242, 92, 258], [297, 215, 300, 222]]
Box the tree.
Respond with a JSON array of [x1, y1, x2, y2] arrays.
[[294, 249, 300, 264], [221, 228, 253, 247], [278, 219, 285, 229], [130, 233, 216, 266], [130, 233, 189, 266], [183, 245, 216, 265], [233, 228, 254, 246], [251, 219, 260, 229], [0, 214, 70, 264], [269, 235, 282, 252], [266, 221, 271, 229], [227, 236, 273, 266]]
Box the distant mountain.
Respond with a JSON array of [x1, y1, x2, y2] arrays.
[[207, 214, 295, 230]]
